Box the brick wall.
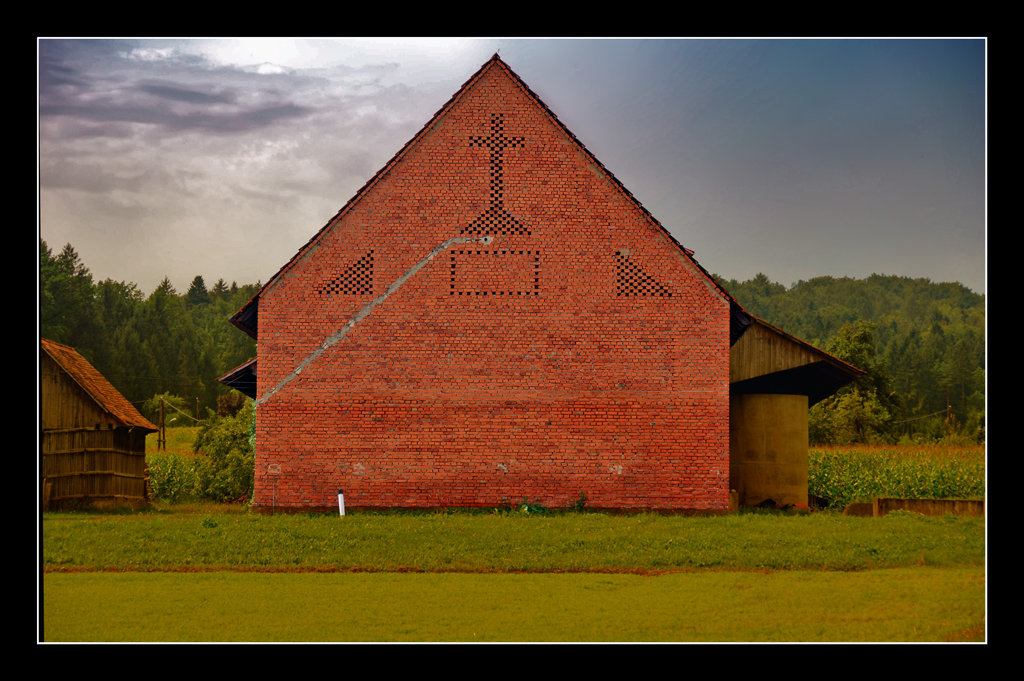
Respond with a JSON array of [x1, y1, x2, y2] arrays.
[[252, 58, 731, 510]]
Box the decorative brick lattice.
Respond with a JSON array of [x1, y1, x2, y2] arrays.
[[616, 251, 672, 297], [450, 249, 540, 296], [319, 251, 374, 295], [464, 113, 529, 235]]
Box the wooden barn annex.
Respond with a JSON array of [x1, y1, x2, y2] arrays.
[[41, 338, 157, 510], [219, 55, 863, 512]]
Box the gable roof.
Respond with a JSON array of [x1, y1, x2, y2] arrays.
[[41, 338, 158, 431], [229, 53, 743, 340]]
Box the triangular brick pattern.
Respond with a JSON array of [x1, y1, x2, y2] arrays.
[[243, 55, 734, 512], [318, 251, 374, 295], [615, 251, 673, 298]]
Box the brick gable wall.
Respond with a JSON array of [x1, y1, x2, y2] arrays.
[[253, 60, 731, 510]]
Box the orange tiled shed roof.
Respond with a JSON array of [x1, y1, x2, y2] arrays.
[[41, 338, 158, 431]]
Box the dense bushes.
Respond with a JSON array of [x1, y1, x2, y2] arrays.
[[146, 450, 202, 502], [191, 401, 255, 502], [147, 402, 255, 503]]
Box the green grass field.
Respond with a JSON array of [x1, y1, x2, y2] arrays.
[[42, 438, 986, 643], [43, 567, 984, 642], [41, 507, 986, 643]]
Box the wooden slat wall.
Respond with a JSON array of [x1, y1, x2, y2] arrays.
[[41, 423, 149, 508], [40, 353, 118, 431], [729, 321, 819, 384]]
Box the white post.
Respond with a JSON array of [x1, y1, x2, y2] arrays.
[[337, 489, 346, 516]]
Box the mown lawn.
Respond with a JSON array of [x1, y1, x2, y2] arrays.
[[43, 507, 984, 572], [40, 506, 986, 643], [43, 567, 984, 642]]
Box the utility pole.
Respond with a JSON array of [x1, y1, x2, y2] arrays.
[[158, 397, 166, 451]]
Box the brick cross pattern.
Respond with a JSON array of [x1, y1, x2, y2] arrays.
[[318, 251, 374, 295], [464, 113, 529, 235], [615, 251, 673, 297]]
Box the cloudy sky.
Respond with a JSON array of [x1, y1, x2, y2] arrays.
[[38, 38, 986, 296]]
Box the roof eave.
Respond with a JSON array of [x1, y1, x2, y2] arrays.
[[216, 357, 258, 399], [748, 315, 867, 379]]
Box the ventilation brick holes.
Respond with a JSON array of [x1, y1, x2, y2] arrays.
[[615, 251, 672, 297], [464, 113, 529, 236], [318, 251, 374, 295]]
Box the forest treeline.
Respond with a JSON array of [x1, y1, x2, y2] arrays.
[[717, 272, 985, 444], [39, 240, 984, 443], [39, 240, 258, 425]]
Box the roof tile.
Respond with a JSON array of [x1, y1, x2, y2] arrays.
[[41, 338, 158, 431]]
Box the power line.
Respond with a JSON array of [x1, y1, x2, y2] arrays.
[[891, 409, 949, 424], [163, 398, 201, 423]]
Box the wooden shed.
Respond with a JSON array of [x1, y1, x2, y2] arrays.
[[728, 315, 865, 508], [40, 338, 158, 509]]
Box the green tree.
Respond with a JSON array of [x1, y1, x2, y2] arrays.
[[39, 240, 259, 417], [88, 278, 146, 399], [809, 321, 899, 444], [722, 272, 984, 443], [210, 278, 230, 299], [192, 400, 255, 502], [186, 275, 210, 306], [142, 393, 194, 428], [39, 241, 100, 354]]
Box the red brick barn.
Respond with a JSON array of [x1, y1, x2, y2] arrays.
[[222, 55, 861, 512]]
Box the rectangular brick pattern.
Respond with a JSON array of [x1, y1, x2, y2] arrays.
[[250, 56, 732, 511], [450, 249, 540, 297]]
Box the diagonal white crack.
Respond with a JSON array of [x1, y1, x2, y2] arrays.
[[256, 234, 494, 406]]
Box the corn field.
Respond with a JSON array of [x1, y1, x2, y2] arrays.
[[808, 444, 985, 509]]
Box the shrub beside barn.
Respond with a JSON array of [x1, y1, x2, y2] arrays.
[[220, 55, 862, 512]]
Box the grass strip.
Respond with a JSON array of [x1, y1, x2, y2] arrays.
[[43, 508, 984, 572], [41, 567, 985, 643]]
